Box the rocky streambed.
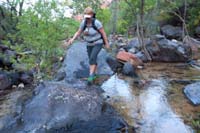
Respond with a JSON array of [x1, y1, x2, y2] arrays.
[[0, 41, 200, 133]]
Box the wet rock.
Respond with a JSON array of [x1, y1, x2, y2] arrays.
[[147, 35, 191, 62], [183, 82, 200, 105], [161, 25, 183, 40], [116, 51, 144, 67], [48, 103, 128, 133], [122, 62, 138, 77], [106, 56, 123, 73], [50, 115, 127, 133], [0, 73, 11, 90]]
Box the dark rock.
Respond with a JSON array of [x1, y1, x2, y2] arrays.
[[122, 62, 138, 77], [0, 44, 9, 51], [135, 51, 148, 63], [161, 25, 183, 40], [126, 37, 141, 50], [2, 56, 13, 68], [195, 26, 200, 37], [183, 36, 200, 59], [147, 35, 191, 62], [19, 72, 33, 84], [8, 72, 20, 85], [49, 115, 127, 133], [123, 37, 151, 52], [48, 102, 128, 133], [19, 82, 103, 132], [183, 82, 200, 105], [4, 49, 17, 59], [0, 73, 11, 90], [54, 70, 66, 81], [106, 56, 123, 73]]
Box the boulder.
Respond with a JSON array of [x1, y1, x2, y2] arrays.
[[19, 71, 34, 84], [106, 56, 123, 73], [0, 73, 11, 90], [126, 37, 141, 50], [135, 51, 148, 63], [63, 42, 113, 80], [48, 104, 128, 133], [0, 81, 128, 132], [183, 82, 200, 105], [161, 25, 183, 40], [147, 35, 191, 62], [116, 51, 144, 67], [183, 36, 200, 59], [122, 62, 138, 77], [20, 82, 103, 132], [54, 70, 66, 81]]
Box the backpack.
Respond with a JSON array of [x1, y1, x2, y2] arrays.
[[82, 16, 105, 45]]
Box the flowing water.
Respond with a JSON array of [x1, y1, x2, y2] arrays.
[[102, 63, 200, 133], [0, 49, 200, 133]]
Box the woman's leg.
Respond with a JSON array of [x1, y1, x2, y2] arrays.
[[87, 44, 102, 76]]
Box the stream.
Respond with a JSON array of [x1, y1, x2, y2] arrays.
[[0, 42, 200, 132], [102, 76, 192, 133]]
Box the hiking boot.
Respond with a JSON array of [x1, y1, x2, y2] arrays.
[[87, 75, 96, 85]]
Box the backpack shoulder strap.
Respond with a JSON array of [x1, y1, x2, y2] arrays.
[[82, 19, 87, 31], [92, 18, 99, 31], [92, 18, 105, 44]]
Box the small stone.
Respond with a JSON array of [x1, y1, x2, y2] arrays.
[[12, 85, 17, 89], [18, 83, 25, 89]]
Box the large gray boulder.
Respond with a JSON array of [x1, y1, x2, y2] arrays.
[[183, 82, 200, 105], [0, 81, 128, 132], [63, 42, 113, 80], [161, 25, 183, 40], [147, 35, 191, 62]]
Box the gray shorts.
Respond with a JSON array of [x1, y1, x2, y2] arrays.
[[87, 44, 103, 65]]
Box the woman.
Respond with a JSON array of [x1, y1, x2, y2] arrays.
[[68, 7, 110, 84]]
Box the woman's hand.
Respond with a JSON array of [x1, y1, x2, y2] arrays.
[[68, 38, 74, 45], [105, 43, 110, 49]]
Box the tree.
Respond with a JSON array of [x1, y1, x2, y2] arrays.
[[72, 0, 102, 15], [3, 0, 79, 76]]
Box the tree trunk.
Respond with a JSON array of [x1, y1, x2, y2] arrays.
[[139, 0, 152, 61], [111, 0, 118, 34], [19, 0, 24, 16]]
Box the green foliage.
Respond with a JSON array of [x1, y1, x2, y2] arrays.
[[72, 0, 102, 15], [96, 8, 111, 34], [187, 1, 200, 35], [4, 0, 79, 76], [191, 114, 200, 131], [115, 0, 157, 35]]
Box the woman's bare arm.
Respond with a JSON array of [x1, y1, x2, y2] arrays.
[[99, 27, 110, 49]]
